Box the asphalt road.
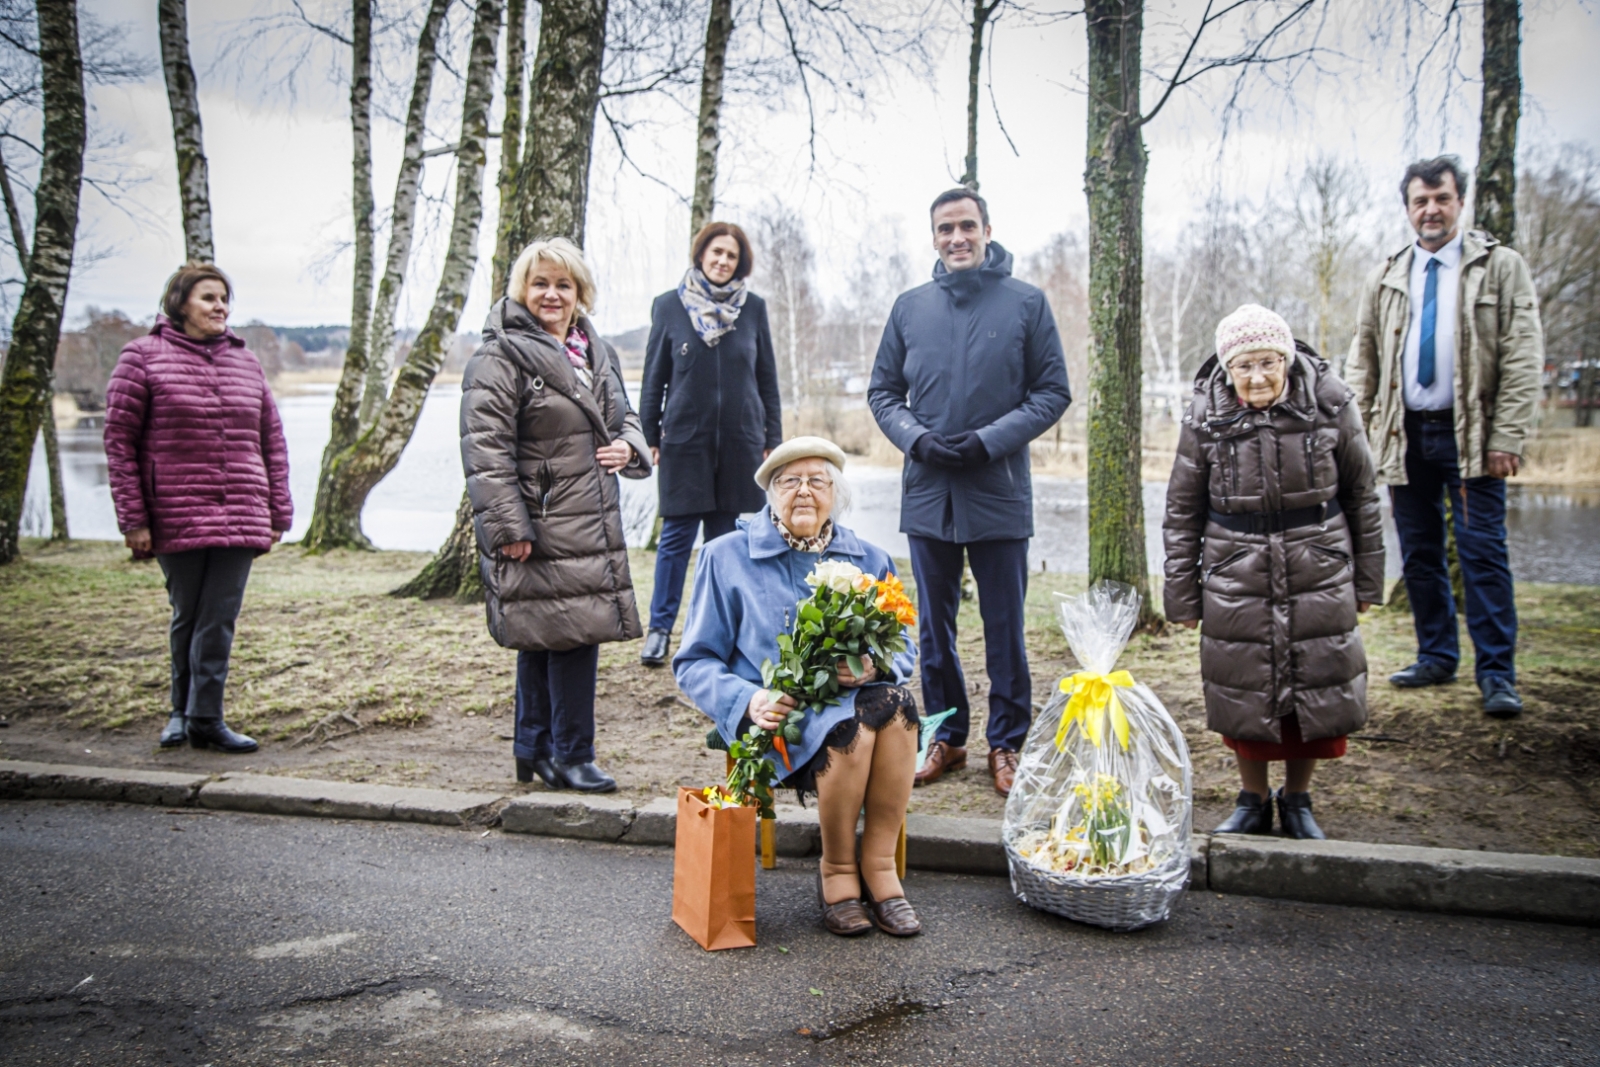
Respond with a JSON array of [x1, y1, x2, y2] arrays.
[[1, 800, 1596, 1067]]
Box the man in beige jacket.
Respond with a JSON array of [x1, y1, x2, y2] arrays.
[[1347, 156, 1543, 719]]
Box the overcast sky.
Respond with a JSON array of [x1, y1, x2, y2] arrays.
[[57, 0, 1600, 338]]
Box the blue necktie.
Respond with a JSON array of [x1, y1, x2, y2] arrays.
[[1418, 258, 1440, 389]]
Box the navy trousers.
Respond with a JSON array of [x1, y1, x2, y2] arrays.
[[648, 510, 739, 632], [157, 547, 255, 721], [514, 644, 601, 765], [1389, 410, 1518, 685], [908, 535, 1032, 752]]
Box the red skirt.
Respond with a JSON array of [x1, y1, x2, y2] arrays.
[[1222, 711, 1347, 762]]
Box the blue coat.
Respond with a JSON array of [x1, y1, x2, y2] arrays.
[[673, 507, 917, 782], [868, 242, 1072, 543]]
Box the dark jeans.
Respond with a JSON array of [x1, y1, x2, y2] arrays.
[[648, 510, 739, 632], [907, 535, 1032, 752], [1389, 410, 1518, 684], [514, 644, 601, 765], [156, 547, 256, 721]]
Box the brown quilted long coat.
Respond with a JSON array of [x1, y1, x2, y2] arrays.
[[1163, 346, 1385, 744], [461, 298, 651, 652]]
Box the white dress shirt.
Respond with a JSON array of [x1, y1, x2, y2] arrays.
[[1402, 230, 1462, 412]]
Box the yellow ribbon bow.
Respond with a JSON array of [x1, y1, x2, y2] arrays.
[[1055, 670, 1135, 752]]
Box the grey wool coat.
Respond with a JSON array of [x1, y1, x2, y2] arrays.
[[460, 298, 652, 652], [1162, 346, 1385, 744], [868, 242, 1071, 543]]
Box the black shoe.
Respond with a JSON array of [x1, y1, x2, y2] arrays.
[[158, 712, 187, 749], [640, 628, 671, 667], [1482, 677, 1524, 719], [1213, 790, 1273, 835], [1275, 788, 1326, 840], [1389, 660, 1457, 688], [553, 760, 616, 793], [515, 758, 535, 784], [186, 718, 259, 753], [524, 758, 566, 789]]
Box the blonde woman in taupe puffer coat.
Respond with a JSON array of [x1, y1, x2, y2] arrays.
[[1163, 305, 1385, 840]]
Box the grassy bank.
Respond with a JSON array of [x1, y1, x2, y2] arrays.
[[1, 539, 1596, 857]]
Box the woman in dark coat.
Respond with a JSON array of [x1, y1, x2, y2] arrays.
[[637, 222, 783, 667], [104, 264, 293, 754], [1163, 304, 1385, 839], [461, 237, 652, 793]]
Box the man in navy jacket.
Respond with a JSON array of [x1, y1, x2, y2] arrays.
[[868, 188, 1071, 796]]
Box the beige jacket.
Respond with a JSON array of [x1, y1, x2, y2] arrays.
[[1346, 229, 1544, 484]]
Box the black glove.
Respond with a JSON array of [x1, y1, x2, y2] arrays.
[[910, 432, 965, 470], [946, 431, 989, 468]]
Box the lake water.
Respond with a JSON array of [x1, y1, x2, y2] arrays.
[[23, 383, 1600, 585]]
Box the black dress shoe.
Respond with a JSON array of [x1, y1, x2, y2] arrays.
[[640, 628, 671, 667], [1389, 660, 1457, 688], [1213, 790, 1273, 834], [553, 760, 616, 793], [186, 718, 259, 753], [159, 712, 187, 749], [1481, 677, 1524, 719], [1276, 789, 1326, 840], [524, 758, 566, 789]]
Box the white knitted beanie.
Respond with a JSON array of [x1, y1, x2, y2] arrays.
[[1215, 304, 1294, 367]]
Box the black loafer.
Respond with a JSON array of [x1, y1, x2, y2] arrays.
[[1276, 788, 1326, 840], [158, 712, 187, 749], [186, 718, 258, 753], [640, 628, 671, 667], [1213, 790, 1273, 835], [1389, 660, 1457, 688], [553, 760, 616, 793], [1481, 677, 1524, 719]]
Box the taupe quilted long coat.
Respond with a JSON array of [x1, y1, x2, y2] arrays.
[[1163, 345, 1385, 744], [461, 298, 651, 652]]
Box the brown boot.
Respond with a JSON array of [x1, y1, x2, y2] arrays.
[[988, 748, 1019, 797], [913, 740, 967, 786]]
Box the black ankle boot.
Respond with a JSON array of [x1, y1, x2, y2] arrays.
[[158, 712, 187, 749], [1213, 790, 1273, 834], [517, 758, 566, 789], [553, 760, 616, 793], [1275, 789, 1326, 840], [186, 718, 258, 753]]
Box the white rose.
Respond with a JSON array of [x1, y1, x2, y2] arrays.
[[806, 560, 865, 594]]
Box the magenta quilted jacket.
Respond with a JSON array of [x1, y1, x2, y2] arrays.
[[103, 318, 293, 555]]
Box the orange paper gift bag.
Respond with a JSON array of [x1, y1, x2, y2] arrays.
[[671, 787, 757, 951]]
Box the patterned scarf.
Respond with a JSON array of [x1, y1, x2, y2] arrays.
[[771, 508, 834, 554], [563, 325, 593, 388], [677, 267, 747, 346]]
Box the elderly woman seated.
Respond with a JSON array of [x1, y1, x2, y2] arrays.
[[674, 437, 922, 938]]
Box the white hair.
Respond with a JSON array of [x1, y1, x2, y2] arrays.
[[767, 459, 851, 517]]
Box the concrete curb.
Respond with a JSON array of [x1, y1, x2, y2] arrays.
[[3, 759, 1595, 926]]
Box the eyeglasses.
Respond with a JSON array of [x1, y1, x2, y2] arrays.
[[1232, 356, 1284, 379], [773, 475, 834, 494]]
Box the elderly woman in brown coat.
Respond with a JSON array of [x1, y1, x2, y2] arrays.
[[462, 237, 652, 793], [1163, 304, 1384, 839]]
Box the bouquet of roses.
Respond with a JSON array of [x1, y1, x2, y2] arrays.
[[718, 560, 917, 819]]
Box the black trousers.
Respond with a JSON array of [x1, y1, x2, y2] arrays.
[[907, 535, 1033, 752], [157, 547, 256, 721], [514, 644, 600, 765]]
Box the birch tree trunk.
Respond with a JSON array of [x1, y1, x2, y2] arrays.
[[1475, 0, 1520, 247], [490, 0, 527, 299], [1083, 0, 1154, 621], [689, 0, 733, 237], [960, 0, 999, 189], [158, 0, 214, 264], [309, 0, 502, 555], [0, 1, 85, 565], [505, 0, 608, 250], [359, 0, 451, 428], [327, 0, 376, 469]]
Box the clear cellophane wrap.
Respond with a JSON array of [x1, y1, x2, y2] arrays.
[[1002, 582, 1193, 930]]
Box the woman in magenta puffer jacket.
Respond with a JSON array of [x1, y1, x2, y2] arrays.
[[104, 265, 292, 753]]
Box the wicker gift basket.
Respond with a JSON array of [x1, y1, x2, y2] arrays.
[[1002, 582, 1193, 930]]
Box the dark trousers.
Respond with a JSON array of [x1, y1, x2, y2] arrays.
[[514, 644, 600, 765], [156, 547, 256, 721], [648, 510, 739, 632], [1389, 410, 1518, 684], [907, 535, 1032, 752]]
